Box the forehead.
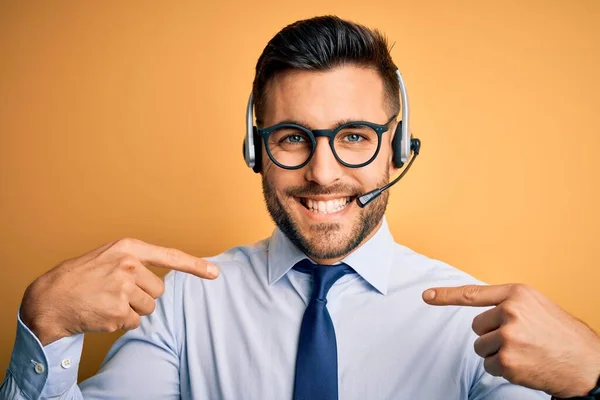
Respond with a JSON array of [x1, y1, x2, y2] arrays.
[[262, 65, 389, 128]]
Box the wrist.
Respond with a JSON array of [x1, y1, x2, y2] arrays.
[[554, 359, 600, 399], [584, 341, 600, 396], [572, 359, 600, 397], [20, 282, 70, 346], [25, 315, 70, 346], [551, 340, 600, 399], [581, 374, 600, 398]]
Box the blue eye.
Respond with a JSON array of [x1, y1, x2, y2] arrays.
[[283, 134, 306, 144], [344, 133, 363, 143]]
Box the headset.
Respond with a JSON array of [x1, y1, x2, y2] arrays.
[[243, 69, 421, 207]]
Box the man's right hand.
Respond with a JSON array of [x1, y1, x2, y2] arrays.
[[20, 238, 220, 346]]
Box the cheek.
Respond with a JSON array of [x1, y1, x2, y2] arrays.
[[262, 156, 275, 177], [263, 167, 304, 197], [355, 170, 382, 189], [376, 142, 397, 177], [356, 147, 392, 184], [380, 140, 393, 162]]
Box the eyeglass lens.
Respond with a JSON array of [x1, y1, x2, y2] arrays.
[[266, 124, 380, 168]]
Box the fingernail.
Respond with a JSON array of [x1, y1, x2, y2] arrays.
[[424, 290, 436, 301], [206, 263, 219, 278]]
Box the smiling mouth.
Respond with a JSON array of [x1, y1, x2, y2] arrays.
[[298, 196, 355, 214]]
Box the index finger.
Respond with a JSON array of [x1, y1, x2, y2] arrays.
[[422, 284, 513, 307], [115, 238, 220, 279]]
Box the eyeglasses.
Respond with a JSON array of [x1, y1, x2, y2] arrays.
[[257, 115, 397, 170]]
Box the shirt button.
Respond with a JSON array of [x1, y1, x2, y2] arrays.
[[34, 363, 45, 374], [61, 358, 72, 369]]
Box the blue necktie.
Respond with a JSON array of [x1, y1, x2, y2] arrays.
[[293, 259, 352, 400]]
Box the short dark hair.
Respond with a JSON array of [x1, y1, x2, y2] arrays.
[[252, 15, 400, 125]]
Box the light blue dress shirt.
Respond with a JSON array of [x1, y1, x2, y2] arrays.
[[1, 218, 550, 399]]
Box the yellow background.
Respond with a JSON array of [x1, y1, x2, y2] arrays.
[[1, 0, 598, 382]]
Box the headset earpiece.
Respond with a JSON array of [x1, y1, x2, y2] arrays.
[[251, 127, 262, 173], [243, 126, 262, 174], [391, 120, 405, 168]]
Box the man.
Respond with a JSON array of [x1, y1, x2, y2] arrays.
[[2, 16, 599, 400]]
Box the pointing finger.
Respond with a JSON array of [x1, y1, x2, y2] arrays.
[[114, 238, 220, 279], [422, 284, 513, 307]]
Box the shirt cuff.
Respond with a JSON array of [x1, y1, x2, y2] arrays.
[[8, 309, 84, 399]]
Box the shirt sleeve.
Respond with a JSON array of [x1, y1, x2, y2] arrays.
[[468, 356, 552, 400], [0, 310, 85, 400], [0, 272, 181, 400]]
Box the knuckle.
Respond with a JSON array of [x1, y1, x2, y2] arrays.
[[114, 264, 136, 283], [112, 298, 131, 318], [165, 247, 181, 268], [118, 278, 135, 295], [509, 283, 530, 298], [435, 288, 449, 303], [497, 326, 511, 343], [497, 349, 512, 370], [126, 315, 141, 330], [117, 255, 139, 270], [144, 299, 156, 315], [115, 237, 140, 252], [501, 359, 518, 382], [462, 285, 480, 302], [101, 299, 131, 331], [136, 296, 155, 316], [103, 321, 120, 332], [119, 254, 138, 265], [500, 324, 521, 346], [155, 280, 165, 298], [501, 301, 521, 320]]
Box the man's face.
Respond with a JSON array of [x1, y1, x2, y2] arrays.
[[261, 65, 398, 263]]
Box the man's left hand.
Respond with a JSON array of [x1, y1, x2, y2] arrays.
[[422, 284, 600, 398]]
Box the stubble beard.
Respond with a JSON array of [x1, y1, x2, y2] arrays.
[[262, 173, 389, 260]]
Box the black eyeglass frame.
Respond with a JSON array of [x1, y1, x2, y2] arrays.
[[257, 115, 397, 170]]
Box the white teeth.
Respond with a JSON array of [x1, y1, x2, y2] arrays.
[[303, 197, 350, 214], [326, 201, 335, 213]]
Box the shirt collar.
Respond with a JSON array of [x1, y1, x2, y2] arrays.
[[267, 217, 394, 295]]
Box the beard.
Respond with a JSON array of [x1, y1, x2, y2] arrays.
[[262, 172, 390, 261]]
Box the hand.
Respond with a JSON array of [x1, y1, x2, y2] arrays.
[[422, 284, 600, 398], [20, 238, 219, 346]]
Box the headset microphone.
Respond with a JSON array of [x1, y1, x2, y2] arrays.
[[356, 138, 421, 207]]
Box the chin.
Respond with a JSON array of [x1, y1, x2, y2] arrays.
[[288, 199, 363, 260], [304, 227, 355, 260], [262, 174, 388, 261]]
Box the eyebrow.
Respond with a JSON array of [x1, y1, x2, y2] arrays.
[[267, 118, 376, 130]]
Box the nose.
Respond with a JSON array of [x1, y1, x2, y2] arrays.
[[304, 137, 344, 186]]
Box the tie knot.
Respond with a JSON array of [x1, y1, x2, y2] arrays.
[[293, 259, 352, 301]]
